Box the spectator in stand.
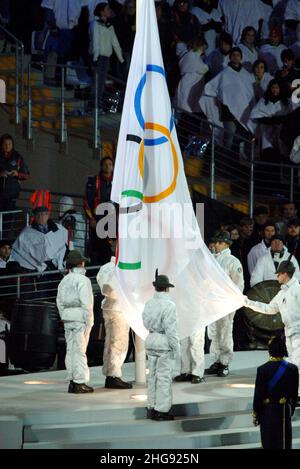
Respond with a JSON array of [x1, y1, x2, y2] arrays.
[[218, 0, 265, 44], [59, 196, 86, 255], [191, 0, 223, 55], [238, 26, 258, 73], [42, 0, 84, 86], [205, 32, 233, 78], [113, 0, 136, 78], [171, 0, 200, 47], [175, 35, 208, 113], [238, 216, 255, 291], [259, 27, 287, 76], [290, 24, 300, 60], [250, 234, 300, 287], [247, 221, 277, 275], [248, 79, 291, 161], [0, 239, 11, 270], [84, 156, 114, 265], [285, 0, 300, 45], [11, 205, 68, 273], [251, 205, 270, 247], [275, 48, 298, 90], [204, 47, 254, 153], [91, 2, 124, 112], [155, 1, 174, 87], [252, 59, 273, 101], [286, 218, 300, 266], [228, 224, 242, 261], [0, 134, 30, 212], [276, 201, 298, 238]]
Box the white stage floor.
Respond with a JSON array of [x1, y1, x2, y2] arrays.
[[1, 351, 278, 449], [0, 351, 266, 418]]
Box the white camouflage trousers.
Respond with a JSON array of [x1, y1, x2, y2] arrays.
[[286, 331, 300, 379], [64, 321, 91, 384], [208, 312, 235, 366], [147, 350, 174, 413], [178, 328, 205, 377], [102, 310, 129, 378]]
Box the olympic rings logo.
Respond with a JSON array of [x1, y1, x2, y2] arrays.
[[133, 64, 179, 203]]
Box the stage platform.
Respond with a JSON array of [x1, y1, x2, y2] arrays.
[[1, 351, 300, 449]]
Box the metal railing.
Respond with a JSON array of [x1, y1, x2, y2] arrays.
[[27, 61, 125, 153], [0, 24, 24, 124], [175, 110, 300, 215], [2, 45, 300, 214], [0, 265, 101, 303]]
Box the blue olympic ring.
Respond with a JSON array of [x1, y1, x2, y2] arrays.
[[134, 64, 174, 146]]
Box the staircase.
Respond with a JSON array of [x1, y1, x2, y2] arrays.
[[0, 53, 120, 158], [22, 404, 300, 449]]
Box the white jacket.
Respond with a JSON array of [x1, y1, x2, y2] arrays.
[[214, 248, 244, 292], [91, 19, 124, 63], [96, 257, 121, 312], [42, 0, 82, 30], [246, 277, 300, 337], [56, 267, 94, 327], [143, 291, 180, 356], [250, 246, 300, 287], [247, 240, 269, 275], [11, 224, 68, 272]]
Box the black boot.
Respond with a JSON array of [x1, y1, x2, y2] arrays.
[[173, 373, 191, 382], [68, 380, 75, 393], [72, 383, 94, 393], [204, 362, 221, 375], [146, 408, 155, 419], [217, 364, 229, 377], [152, 410, 174, 421], [105, 376, 133, 389], [190, 375, 206, 384]]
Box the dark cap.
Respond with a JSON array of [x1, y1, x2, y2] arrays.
[[153, 274, 174, 289], [67, 250, 88, 266], [213, 230, 232, 245], [270, 234, 285, 243], [275, 260, 296, 275]]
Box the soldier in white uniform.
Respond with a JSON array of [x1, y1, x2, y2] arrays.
[[143, 273, 180, 421], [205, 231, 244, 377], [97, 256, 132, 389], [245, 259, 300, 376], [56, 250, 94, 394]]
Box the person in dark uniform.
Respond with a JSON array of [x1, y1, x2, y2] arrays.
[[253, 335, 299, 449], [84, 157, 114, 265]]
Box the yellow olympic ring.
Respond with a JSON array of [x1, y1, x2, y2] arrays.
[[138, 123, 179, 203]]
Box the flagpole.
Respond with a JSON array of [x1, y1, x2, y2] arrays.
[[134, 0, 146, 386]]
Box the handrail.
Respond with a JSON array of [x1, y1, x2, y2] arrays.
[[0, 24, 24, 124], [23, 59, 300, 210]]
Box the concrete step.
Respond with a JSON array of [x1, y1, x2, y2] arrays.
[[23, 421, 300, 449], [21, 425, 262, 449], [23, 410, 254, 444], [22, 409, 300, 449]]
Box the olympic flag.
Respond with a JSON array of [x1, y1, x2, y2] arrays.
[[111, 0, 245, 340]]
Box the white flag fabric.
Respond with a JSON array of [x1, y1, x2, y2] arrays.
[[111, 0, 245, 340]]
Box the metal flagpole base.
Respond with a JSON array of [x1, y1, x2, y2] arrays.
[[135, 334, 146, 385]]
